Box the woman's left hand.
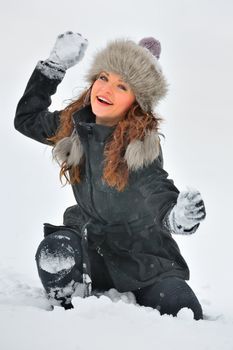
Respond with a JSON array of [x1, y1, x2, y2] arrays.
[[172, 188, 206, 230], [165, 188, 206, 234]]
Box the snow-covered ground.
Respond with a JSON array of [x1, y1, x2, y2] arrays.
[[0, 267, 233, 350], [1, 0, 233, 349]]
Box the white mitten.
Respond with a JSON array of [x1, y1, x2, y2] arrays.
[[166, 188, 206, 234], [48, 31, 88, 69]]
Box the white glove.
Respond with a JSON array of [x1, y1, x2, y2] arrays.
[[48, 31, 88, 69], [167, 188, 206, 234]]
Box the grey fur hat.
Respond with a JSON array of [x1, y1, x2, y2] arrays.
[[85, 37, 168, 112]]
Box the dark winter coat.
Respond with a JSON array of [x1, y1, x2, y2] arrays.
[[14, 63, 191, 292]]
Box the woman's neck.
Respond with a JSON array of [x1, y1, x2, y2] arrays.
[[95, 116, 120, 127]]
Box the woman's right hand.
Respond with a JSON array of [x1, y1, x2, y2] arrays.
[[48, 31, 88, 69]]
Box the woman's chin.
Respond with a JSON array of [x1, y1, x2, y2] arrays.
[[92, 104, 112, 117], [92, 106, 113, 120]]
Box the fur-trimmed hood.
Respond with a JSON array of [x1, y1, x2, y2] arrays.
[[53, 105, 161, 171]]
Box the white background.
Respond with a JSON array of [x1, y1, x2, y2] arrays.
[[1, 0, 233, 347]]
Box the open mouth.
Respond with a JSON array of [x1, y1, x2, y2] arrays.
[[97, 96, 113, 105]]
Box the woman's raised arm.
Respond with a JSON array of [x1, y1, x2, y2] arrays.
[[14, 31, 88, 145]]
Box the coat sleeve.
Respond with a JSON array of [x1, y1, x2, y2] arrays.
[[135, 144, 179, 230], [14, 60, 66, 145], [136, 145, 200, 234]]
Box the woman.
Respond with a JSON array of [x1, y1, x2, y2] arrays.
[[14, 31, 206, 319]]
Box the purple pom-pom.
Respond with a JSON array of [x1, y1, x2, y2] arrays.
[[138, 37, 161, 59]]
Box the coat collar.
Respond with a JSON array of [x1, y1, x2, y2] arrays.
[[72, 104, 116, 143], [72, 104, 95, 124], [53, 104, 161, 171]]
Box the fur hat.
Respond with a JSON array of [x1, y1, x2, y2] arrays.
[[85, 37, 168, 112]]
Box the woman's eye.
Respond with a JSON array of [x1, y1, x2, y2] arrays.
[[99, 75, 107, 81], [118, 84, 127, 91]]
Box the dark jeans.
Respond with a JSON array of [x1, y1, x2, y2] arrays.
[[35, 230, 203, 319]]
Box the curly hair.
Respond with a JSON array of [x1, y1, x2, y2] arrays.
[[48, 87, 162, 191]]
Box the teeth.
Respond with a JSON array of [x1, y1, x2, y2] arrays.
[[98, 96, 112, 104]]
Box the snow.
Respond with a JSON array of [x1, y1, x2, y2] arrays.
[[0, 268, 232, 350], [48, 31, 88, 69], [37, 60, 66, 81], [39, 249, 75, 273]]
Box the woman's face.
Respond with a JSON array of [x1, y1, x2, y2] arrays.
[[90, 71, 136, 126]]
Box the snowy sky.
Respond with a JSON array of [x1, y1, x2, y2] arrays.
[[1, 0, 233, 309]]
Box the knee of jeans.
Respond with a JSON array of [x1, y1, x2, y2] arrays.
[[35, 231, 82, 274]]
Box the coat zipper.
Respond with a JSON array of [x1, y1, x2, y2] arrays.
[[85, 125, 105, 224]]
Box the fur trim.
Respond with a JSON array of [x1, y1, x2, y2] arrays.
[[53, 131, 84, 167], [85, 39, 168, 112], [124, 130, 160, 170], [37, 60, 66, 80], [53, 128, 159, 172]]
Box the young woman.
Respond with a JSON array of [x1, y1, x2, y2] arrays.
[[14, 31, 206, 319]]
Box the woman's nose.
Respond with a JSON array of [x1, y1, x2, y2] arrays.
[[100, 83, 114, 95]]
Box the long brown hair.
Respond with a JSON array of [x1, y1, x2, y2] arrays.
[[48, 88, 162, 191]]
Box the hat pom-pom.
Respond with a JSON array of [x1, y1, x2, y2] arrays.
[[138, 37, 161, 59]]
